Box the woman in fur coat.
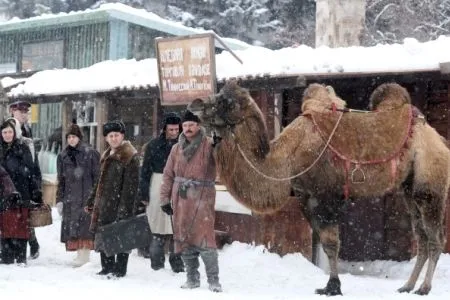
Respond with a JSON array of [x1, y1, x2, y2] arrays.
[[56, 123, 100, 267]]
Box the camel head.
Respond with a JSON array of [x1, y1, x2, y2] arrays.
[[301, 83, 347, 113], [188, 80, 253, 130]]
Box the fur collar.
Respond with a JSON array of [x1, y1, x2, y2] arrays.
[[101, 140, 137, 164], [178, 127, 206, 161]]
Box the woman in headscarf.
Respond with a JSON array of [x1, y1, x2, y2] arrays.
[[56, 123, 100, 267], [0, 119, 42, 265]]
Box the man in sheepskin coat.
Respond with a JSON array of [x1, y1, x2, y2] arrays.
[[85, 120, 139, 278], [160, 110, 222, 292]]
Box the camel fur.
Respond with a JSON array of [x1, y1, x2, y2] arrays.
[[188, 80, 450, 296]]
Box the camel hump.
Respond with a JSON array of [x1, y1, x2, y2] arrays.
[[369, 83, 411, 111], [308, 104, 413, 163]]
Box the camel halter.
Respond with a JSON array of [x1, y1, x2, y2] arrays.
[[232, 111, 344, 182]]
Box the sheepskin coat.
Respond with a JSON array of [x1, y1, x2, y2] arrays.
[[160, 129, 217, 253]]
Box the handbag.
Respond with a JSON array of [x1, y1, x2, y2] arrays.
[[29, 204, 53, 227], [95, 213, 151, 257]]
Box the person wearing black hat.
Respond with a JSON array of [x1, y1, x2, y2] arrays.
[[9, 101, 32, 139], [137, 112, 184, 273], [84, 120, 139, 278], [160, 110, 223, 292], [56, 123, 100, 267], [8, 100, 41, 259]]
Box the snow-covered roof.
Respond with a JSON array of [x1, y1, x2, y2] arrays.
[[4, 35, 450, 97], [0, 3, 250, 51]]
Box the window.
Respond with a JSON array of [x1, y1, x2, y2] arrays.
[[21, 40, 64, 72], [0, 62, 16, 74]]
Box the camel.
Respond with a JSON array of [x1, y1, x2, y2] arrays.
[[188, 81, 450, 296]]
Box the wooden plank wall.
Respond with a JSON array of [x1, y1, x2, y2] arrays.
[[215, 197, 312, 260]]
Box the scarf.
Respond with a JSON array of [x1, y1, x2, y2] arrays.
[[178, 127, 205, 161], [66, 145, 79, 166]]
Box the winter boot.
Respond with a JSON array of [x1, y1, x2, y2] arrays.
[[0, 239, 14, 264], [28, 230, 40, 259], [97, 252, 115, 275], [169, 252, 185, 273], [149, 235, 165, 270], [15, 239, 27, 265], [73, 249, 90, 267], [180, 253, 200, 289], [201, 248, 222, 293], [112, 253, 129, 278]]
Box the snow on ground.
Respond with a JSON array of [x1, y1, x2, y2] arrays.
[[1, 208, 450, 299]]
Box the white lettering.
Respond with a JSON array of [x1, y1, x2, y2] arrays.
[[161, 65, 185, 78], [165, 79, 212, 92], [190, 46, 207, 59], [160, 48, 183, 63], [188, 64, 210, 76]]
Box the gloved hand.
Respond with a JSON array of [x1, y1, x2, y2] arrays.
[[136, 200, 147, 214], [56, 202, 63, 216], [160, 203, 173, 216]]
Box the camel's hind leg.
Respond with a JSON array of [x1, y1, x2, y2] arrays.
[[315, 224, 342, 296], [398, 189, 446, 295]]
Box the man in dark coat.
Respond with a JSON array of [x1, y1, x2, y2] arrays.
[[9, 100, 41, 259], [138, 112, 184, 272], [85, 120, 139, 278], [56, 123, 100, 267], [160, 110, 222, 292]]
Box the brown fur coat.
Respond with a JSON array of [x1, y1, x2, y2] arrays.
[[86, 141, 140, 234]]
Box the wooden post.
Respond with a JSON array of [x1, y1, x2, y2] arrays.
[[0, 80, 8, 120], [315, 0, 366, 48], [274, 92, 283, 137], [61, 99, 72, 150], [152, 97, 161, 138], [95, 96, 108, 154]]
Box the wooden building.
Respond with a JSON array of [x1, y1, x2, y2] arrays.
[[0, 3, 248, 154], [5, 67, 449, 263]]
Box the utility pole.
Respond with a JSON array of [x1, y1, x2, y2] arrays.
[[315, 0, 366, 48], [0, 79, 8, 120]]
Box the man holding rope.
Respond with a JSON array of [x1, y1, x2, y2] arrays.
[[160, 110, 222, 293]]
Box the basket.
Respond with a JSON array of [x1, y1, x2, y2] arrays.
[[29, 204, 53, 227]]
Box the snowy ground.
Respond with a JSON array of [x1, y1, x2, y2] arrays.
[[1, 209, 450, 300]]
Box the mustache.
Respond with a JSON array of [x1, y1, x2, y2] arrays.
[[185, 130, 193, 133]]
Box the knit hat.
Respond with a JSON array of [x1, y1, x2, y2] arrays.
[[103, 120, 125, 137], [164, 112, 181, 125], [66, 123, 83, 140], [181, 110, 201, 123]]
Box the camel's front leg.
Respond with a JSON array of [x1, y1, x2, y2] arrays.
[[315, 225, 342, 296]]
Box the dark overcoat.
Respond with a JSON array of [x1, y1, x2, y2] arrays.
[[0, 139, 41, 204], [160, 131, 217, 253], [86, 141, 140, 238], [0, 139, 40, 239], [57, 142, 100, 243]]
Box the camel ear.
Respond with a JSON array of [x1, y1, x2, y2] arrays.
[[326, 85, 336, 97], [188, 98, 205, 114]]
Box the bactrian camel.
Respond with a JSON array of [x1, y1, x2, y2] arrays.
[[188, 81, 450, 296]]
